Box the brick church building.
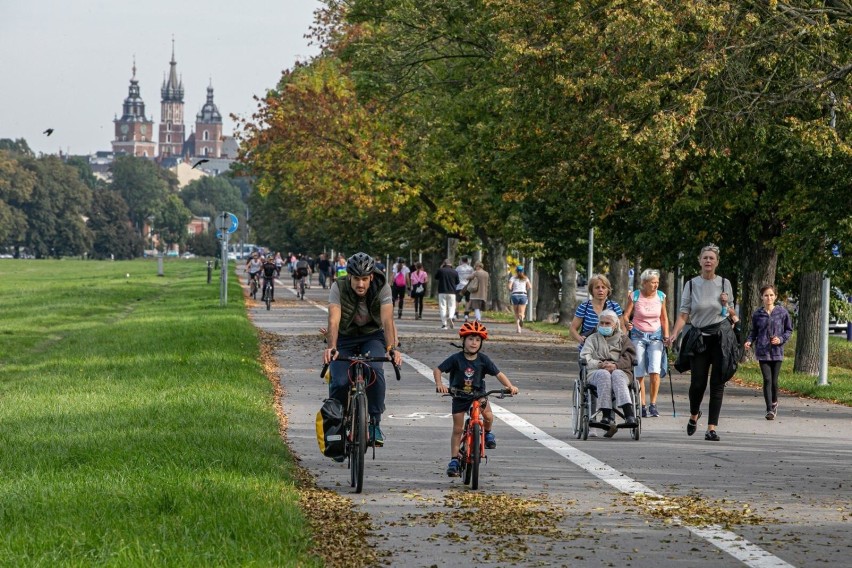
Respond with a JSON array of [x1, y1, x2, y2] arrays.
[[112, 42, 230, 163]]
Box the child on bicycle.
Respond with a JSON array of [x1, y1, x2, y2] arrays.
[[433, 321, 519, 477]]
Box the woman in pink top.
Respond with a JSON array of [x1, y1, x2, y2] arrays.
[[623, 269, 670, 418], [409, 262, 428, 320]]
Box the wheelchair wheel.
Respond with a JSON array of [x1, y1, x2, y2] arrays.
[[631, 415, 642, 441], [570, 379, 582, 439], [580, 397, 590, 441]]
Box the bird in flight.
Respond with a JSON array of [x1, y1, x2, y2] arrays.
[[43, 128, 54, 136], [192, 158, 210, 169]]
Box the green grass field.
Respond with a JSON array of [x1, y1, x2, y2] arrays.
[[0, 259, 319, 566]]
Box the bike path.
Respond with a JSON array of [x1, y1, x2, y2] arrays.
[[245, 276, 852, 567]]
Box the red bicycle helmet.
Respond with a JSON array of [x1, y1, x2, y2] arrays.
[[458, 321, 488, 341]]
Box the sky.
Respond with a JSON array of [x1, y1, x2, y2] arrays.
[[0, 0, 323, 156]]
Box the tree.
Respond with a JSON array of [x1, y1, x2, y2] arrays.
[[180, 176, 245, 220], [155, 194, 192, 250], [0, 149, 36, 247], [20, 155, 92, 258], [110, 156, 171, 235], [88, 187, 143, 259]]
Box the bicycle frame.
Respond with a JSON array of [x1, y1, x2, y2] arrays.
[[320, 353, 401, 493], [448, 388, 511, 490]]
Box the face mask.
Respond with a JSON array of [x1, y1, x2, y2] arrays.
[[598, 326, 614, 337]]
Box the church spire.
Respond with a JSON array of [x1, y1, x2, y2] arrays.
[[161, 38, 184, 102]]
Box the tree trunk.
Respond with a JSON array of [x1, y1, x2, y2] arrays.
[[794, 271, 822, 375], [609, 255, 630, 306], [560, 258, 578, 325], [535, 269, 561, 322], [740, 242, 778, 363], [446, 237, 459, 267], [661, 270, 677, 328], [484, 240, 507, 311]]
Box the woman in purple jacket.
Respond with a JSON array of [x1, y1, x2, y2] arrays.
[[744, 284, 793, 420]]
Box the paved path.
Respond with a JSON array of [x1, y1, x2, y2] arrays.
[[245, 273, 851, 567]]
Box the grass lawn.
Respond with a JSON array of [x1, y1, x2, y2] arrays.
[[0, 259, 320, 566], [484, 310, 852, 406]]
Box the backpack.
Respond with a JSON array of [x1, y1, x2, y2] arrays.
[[632, 289, 666, 303], [315, 398, 345, 459], [394, 270, 407, 287], [296, 260, 309, 277]]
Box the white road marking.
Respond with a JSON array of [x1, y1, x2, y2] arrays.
[[401, 352, 796, 568]]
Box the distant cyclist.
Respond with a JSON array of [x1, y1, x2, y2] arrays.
[[323, 253, 402, 446], [245, 253, 262, 286], [261, 254, 277, 301]]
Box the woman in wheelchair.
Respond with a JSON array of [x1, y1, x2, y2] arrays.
[[580, 310, 638, 437]]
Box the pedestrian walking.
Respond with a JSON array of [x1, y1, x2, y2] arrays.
[[434, 259, 459, 329], [410, 262, 428, 320], [744, 284, 793, 420]]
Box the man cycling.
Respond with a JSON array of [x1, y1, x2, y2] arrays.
[[260, 254, 277, 301], [323, 252, 402, 446]]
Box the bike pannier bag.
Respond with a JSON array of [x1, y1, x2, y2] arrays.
[[316, 398, 345, 458]]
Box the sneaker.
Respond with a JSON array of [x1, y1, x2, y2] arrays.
[[765, 411, 775, 420], [705, 429, 720, 441], [641, 406, 648, 418], [446, 458, 461, 477], [332, 455, 345, 463], [648, 404, 659, 417], [369, 424, 384, 447], [485, 431, 496, 449], [441, 324, 448, 329]]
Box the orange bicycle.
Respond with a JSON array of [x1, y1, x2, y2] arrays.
[[447, 387, 513, 490]]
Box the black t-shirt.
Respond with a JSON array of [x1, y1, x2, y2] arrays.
[[437, 352, 500, 393], [261, 262, 277, 278]]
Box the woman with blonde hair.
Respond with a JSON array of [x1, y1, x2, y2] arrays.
[[569, 274, 626, 345], [624, 268, 670, 418], [667, 244, 740, 441]]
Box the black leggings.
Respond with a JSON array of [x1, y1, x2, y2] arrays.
[[759, 360, 782, 411], [412, 293, 424, 316], [392, 285, 406, 313], [688, 334, 727, 426]]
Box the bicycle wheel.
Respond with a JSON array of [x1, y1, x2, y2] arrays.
[[580, 393, 590, 441], [570, 379, 582, 439], [265, 285, 271, 310], [351, 393, 367, 493], [470, 423, 482, 490], [299, 279, 305, 300], [461, 420, 472, 485]]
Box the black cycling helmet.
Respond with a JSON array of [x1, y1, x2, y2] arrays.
[[346, 252, 376, 277]]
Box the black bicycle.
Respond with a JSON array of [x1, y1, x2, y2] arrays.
[[320, 352, 401, 493], [261, 277, 273, 310]]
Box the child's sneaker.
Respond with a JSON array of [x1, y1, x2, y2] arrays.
[[485, 431, 496, 449], [648, 403, 659, 417], [446, 458, 461, 477]]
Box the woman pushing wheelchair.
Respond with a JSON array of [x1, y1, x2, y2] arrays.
[[580, 309, 638, 437]]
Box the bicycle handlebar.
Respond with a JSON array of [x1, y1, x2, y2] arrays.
[[320, 353, 402, 381], [442, 387, 514, 399]]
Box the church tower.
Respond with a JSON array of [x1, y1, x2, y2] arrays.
[[194, 80, 223, 158], [112, 59, 157, 157], [158, 40, 185, 158]]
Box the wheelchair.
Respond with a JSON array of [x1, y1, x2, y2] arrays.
[[570, 358, 641, 441]]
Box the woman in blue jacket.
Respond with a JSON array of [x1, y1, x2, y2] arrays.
[[744, 284, 793, 420]]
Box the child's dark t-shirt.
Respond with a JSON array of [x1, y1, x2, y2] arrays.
[[437, 352, 500, 394]]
